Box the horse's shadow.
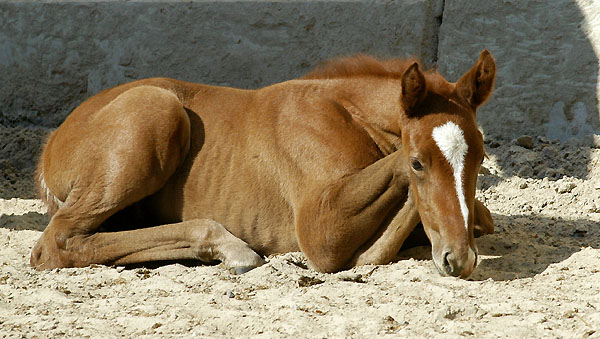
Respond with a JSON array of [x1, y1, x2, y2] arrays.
[[3, 211, 598, 282], [399, 212, 600, 281]]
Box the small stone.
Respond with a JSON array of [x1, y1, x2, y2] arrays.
[[226, 289, 235, 298], [591, 134, 600, 149], [537, 136, 550, 144], [382, 316, 405, 334], [519, 183, 528, 189], [479, 166, 491, 175], [557, 182, 577, 194], [433, 306, 461, 322], [339, 274, 366, 283], [488, 141, 500, 148], [516, 136, 534, 149], [544, 168, 560, 180], [298, 275, 325, 287], [533, 164, 547, 177], [541, 146, 558, 159], [516, 165, 533, 177]]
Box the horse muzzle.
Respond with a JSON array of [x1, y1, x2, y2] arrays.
[[434, 246, 478, 278]]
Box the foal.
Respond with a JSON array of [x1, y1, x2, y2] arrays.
[[31, 50, 496, 278]]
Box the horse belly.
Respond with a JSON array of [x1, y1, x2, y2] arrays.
[[180, 145, 298, 256]]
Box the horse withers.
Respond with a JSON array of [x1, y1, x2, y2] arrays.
[[31, 50, 496, 278]]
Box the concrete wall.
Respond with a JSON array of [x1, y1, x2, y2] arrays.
[[0, 0, 443, 127], [1, 0, 599, 198]]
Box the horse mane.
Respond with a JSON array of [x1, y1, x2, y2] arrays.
[[301, 54, 450, 93], [301, 54, 423, 80]]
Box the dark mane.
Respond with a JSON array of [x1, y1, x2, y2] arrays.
[[302, 54, 426, 80]]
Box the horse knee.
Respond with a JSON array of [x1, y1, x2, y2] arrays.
[[297, 228, 348, 272], [308, 254, 347, 273], [296, 209, 357, 272]]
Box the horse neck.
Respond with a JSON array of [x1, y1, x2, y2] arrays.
[[331, 78, 404, 156]]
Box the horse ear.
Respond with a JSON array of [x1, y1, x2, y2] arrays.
[[401, 62, 427, 113], [456, 50, 496, 110]]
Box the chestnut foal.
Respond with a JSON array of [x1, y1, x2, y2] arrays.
[[31, 50, 495, 278]]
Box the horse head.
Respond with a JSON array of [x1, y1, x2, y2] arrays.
[[399, 50, 496, 277]]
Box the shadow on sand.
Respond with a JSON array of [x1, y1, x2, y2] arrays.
[[0, 212, 48, 232], [3, 209, 599, 281], [399, 212, 600, 281]]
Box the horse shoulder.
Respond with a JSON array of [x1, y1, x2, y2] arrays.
[[257, 82, 383, 182]]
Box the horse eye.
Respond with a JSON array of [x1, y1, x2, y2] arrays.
[[411, 159, 424, 171]]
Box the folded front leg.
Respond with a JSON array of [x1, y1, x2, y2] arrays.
[[347, 190, 420, 267], [295, 151, 411, 272]]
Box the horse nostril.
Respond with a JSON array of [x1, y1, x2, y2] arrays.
[[442, 251, 464, 277], [442, 251, 453, 275]]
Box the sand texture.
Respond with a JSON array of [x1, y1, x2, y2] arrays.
[[1, 136, 600, 337]]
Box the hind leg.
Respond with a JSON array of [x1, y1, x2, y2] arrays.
[[32, 216, 264, 272], [100, 219, 264, 273], [31, 85, 191, 269]]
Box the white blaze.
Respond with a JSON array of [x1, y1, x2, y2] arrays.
[[432, 121, 469, 231]]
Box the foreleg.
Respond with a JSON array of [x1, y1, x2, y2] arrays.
[[474, 198, 494, 237], [347, 190, 419, 267], [295, 151, 410, 272], [348, 196, 493, 267]]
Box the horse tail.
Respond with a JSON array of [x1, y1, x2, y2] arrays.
[[36, 134, 63, 216]]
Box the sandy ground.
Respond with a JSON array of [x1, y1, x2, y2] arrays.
[[1, 135, 600, 338]]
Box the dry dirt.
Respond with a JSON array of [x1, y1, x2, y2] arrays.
[[1, 134, 600, 338]]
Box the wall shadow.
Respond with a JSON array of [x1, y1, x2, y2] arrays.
[[0, 126, 49, 199], [483, 134, 598, 182], [398, 212, 600, 281], [0, 212, 49, 231], [3, 1, 597, 198]]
